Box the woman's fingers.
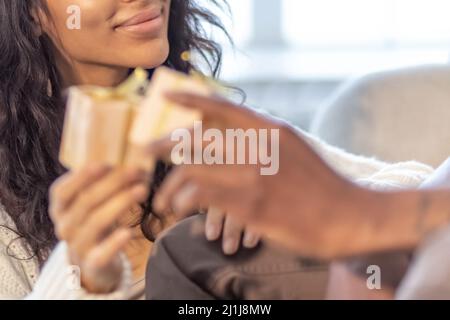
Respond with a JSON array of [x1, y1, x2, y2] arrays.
[[84, 228, 132, 271], [81, 228, 131, 293], [205, 207, 225, 241], [222, 215, 244, 255], [53, 169, 148, 242], [206, 207, 261, 254], [80, 168, 148, 211], [66, 183, 148, 253], [242, 228, 261, 249], [49, 164, 110, 218], [62, 168, 148, 230], [49, 166, 150, 294]]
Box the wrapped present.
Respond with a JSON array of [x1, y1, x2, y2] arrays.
[[59, 87, 135, 169], [59, 66, 214, 172], [125, 66, 213, 171]]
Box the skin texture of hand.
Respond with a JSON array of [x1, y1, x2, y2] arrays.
[[49, 165, 150, 294], [206, 207, 260, 255], [147, 93, 450, 260], [148, 93, 365, 260], [147, 206, 260, 255]]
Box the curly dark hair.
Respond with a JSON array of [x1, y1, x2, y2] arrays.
[[0, 0, 230, 265]]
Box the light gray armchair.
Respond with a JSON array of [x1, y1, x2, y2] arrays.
[[310, 65, 450, 167]]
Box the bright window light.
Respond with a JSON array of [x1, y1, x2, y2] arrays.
[[283, 0, 450, 49], [206, 0, 450, 80]]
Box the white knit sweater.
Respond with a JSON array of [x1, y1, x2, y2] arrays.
[[0, 129, 434, 299]]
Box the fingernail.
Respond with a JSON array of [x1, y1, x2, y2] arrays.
[[223, 239, 238, 255], [243, 233, 260, 249], [206, 225, 220, 241]]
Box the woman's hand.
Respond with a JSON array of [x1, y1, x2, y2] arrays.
[[206, 207, 260, 255], [49, 165, 149, 294]]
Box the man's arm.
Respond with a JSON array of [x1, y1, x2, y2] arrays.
[[327, 159, 450, 299], [338, 187, 450, 258], [148, 93, 450, 260]]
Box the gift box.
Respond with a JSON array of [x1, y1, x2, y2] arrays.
[[59, 67, 214, 172]]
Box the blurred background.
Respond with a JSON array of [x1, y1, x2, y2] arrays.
[[201, 0, 450, 131]]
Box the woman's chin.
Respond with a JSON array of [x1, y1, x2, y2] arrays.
[[135, 44, 170, 70], [107, 39, 170, 70], [139, 59, 166, 70]]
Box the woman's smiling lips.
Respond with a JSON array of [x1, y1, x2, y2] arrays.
[[115, 6, 164, 36]]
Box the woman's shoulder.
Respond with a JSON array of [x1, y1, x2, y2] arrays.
[[0, 205, 39, 297], [0, 204, 39, 260], [0, 206, 18, 245]]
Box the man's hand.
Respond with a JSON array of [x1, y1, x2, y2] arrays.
[[147, 93, 365, 259], [147, 93, 450, 260]]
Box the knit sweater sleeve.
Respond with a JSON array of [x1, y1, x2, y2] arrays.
[[254, 108, 433, 188], [0, 240, 34, 299], [26, 242, 133, 300], [296, 128, 434, 189]]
